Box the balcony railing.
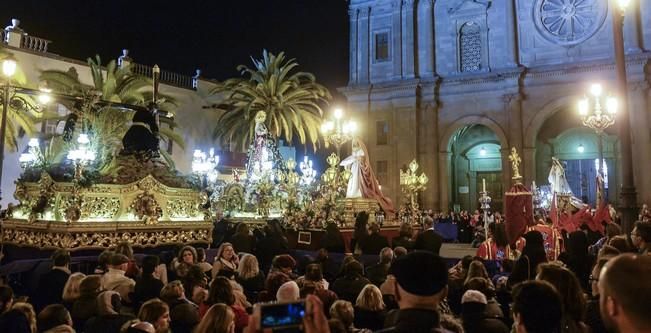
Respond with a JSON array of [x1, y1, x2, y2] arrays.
[[19, 35, 51, 53], [131, 62, 195, 90]]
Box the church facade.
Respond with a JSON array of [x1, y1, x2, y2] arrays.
[[341, 0, 651, 212]]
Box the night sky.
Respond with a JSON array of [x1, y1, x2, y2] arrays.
[[1, 0, 350, 102]]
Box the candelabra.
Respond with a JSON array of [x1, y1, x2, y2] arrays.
[[399, 159, 428, 218], [321, 108, 357, 157], [478, 178, 492, 240], [578, 83, 617, 203], [192, 148, 220, 188], [64, 133, 96, 222]]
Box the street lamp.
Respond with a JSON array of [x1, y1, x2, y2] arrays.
[[321, 108, 357, 157], [611, 0, 637, 233], [578, 83, 617, 203]]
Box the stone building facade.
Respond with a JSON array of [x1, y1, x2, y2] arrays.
[[341, 0, 651, 212]]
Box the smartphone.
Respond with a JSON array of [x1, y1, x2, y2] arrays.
[[259, 300, 306, 330]]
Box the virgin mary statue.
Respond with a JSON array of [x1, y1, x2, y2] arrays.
[[340, 138, 395, 216]]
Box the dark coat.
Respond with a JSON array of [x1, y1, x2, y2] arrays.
[[236, 271, 266, 302], [133, 275, 164, 311], [414, 230, 444, 255], [354, 307, 387, 331], [230, 233, 256, 254], [84, 314, 135, 333], [366, 262, 391, 286], [391, 236, 414, 251], [331, 275, 372, 303], [359, 233, 390, 256], [71, 293, 99, 332], [35, 268, 70, 311]]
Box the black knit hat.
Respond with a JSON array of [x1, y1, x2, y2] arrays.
[[389, 251, 448, 296]]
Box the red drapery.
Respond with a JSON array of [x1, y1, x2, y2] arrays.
[[505, 183, 535, 246]]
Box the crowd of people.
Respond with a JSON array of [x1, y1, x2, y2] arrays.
[[0, 211, 650, 333]]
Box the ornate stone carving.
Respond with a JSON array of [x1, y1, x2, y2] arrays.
[[460, 22, 482, 72], [533, 0, 607, 47], [81, 197, 121, 219], [166, 199, 200, 218]]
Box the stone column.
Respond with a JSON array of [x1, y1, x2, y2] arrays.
[[439, 151, 452, 211], [392, 0, 403, 79], [401, 0, 416, 78], [358, 7, 371, 83], [349, 8, 359, 85], [416, 0, 435, 77]]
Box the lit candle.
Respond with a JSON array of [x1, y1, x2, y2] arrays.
[[482, 178, 486, 193]]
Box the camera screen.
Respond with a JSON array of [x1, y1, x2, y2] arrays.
[[260, 302, 306, 328]]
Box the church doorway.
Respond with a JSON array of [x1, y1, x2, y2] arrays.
[[448, 125, 503, 212]]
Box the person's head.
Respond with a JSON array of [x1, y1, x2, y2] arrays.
[[389, 251, 448, 310], [11, 302, 37, 333], [109, 253, 130, 272], [590, 257, 613, 297], [598, 245, 620, 259], [460, 289, 488, 316], [97, 250, 114, 271], [237, 254, 260, 280], [378, 247, 394, 264], [217, 242, 236, 262], [0, 285, 14, 313], [142, 255, 160, 276], [235, 223, 249, 237], [492, 223, 509, 248], [536, 263, 586, 323], [62, 272, 86, 302], [399, 223, 412, 238], [125, 321, 156, 333], [463, 277, 495, 299], [79, 274, 102, 297], [368, 223, 380, 234], [329, 300, 355, 328], [607, 235, 630, 253], [196, 248, 207, 263], [631, 221, 651, 250], [606, 223, 622, 240], [178, 246, 197, 265], [465, 260, 489, 284], [37, 304, 73, 331], [343, 260, 363, 279], [208, 276, 235, 305], [272, 254, 296, 274], [304, 263, 323, 282], [194, 304, 234, 333], [355, 284, 385, 311], [265, 272, 291, 298], [599, 254, 651, 332], [567, 231, 589, 257], [138, 299, 170, 333], [160, 280, 185, 302], [115, 241, 134, 260], [185, 264, 208, 287], [51, 249, 71, 268], [512, 280, 562, 333], [393, 246, 408, 258], [276, 281, 300, 302]]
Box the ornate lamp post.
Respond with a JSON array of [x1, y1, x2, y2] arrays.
[[578, 83, 617, 203], [0, 56, 51, 200], [399, 159, 428, 219], [64, 133, 96, 222], [611, 0, 637, 233], [321, 108, 357, 157]]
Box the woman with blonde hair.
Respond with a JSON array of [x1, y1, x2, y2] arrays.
[[62, 272, 86, 308], [212, 242, 239, 279], [11, 302, 37, 333], [330, 300, 369, 333], [354, 284, 386, 331], [194, 303, 235, 333], [235, 255, 265, 302], [464, 260, 491, 285]]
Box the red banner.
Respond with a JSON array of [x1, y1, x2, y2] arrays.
[[505, 183, 534, 246]]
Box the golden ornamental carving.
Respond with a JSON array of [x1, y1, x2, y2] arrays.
[[166, 199, 200, 218], [138, 175, 159, 192], [80, 197, 121, 219], [130, 192, 162, 224]]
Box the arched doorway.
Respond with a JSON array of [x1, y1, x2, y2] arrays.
[[448, 125, 504, 212], [535, 106, 619, 206]]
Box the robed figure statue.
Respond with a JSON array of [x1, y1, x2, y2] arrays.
[[340, 138, 395, 216]]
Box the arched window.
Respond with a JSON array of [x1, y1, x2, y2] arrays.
[[459, 22, 481, 72]]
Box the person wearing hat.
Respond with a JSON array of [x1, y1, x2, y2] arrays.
[[101, 253, 136, 304], [460, 290, 509, 333], [379, 251, 453, 333]]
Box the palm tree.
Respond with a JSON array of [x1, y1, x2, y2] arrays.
[[0, 50, 44, 152], [40, 56, 184, 171], [211, 50, 331, 151]]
